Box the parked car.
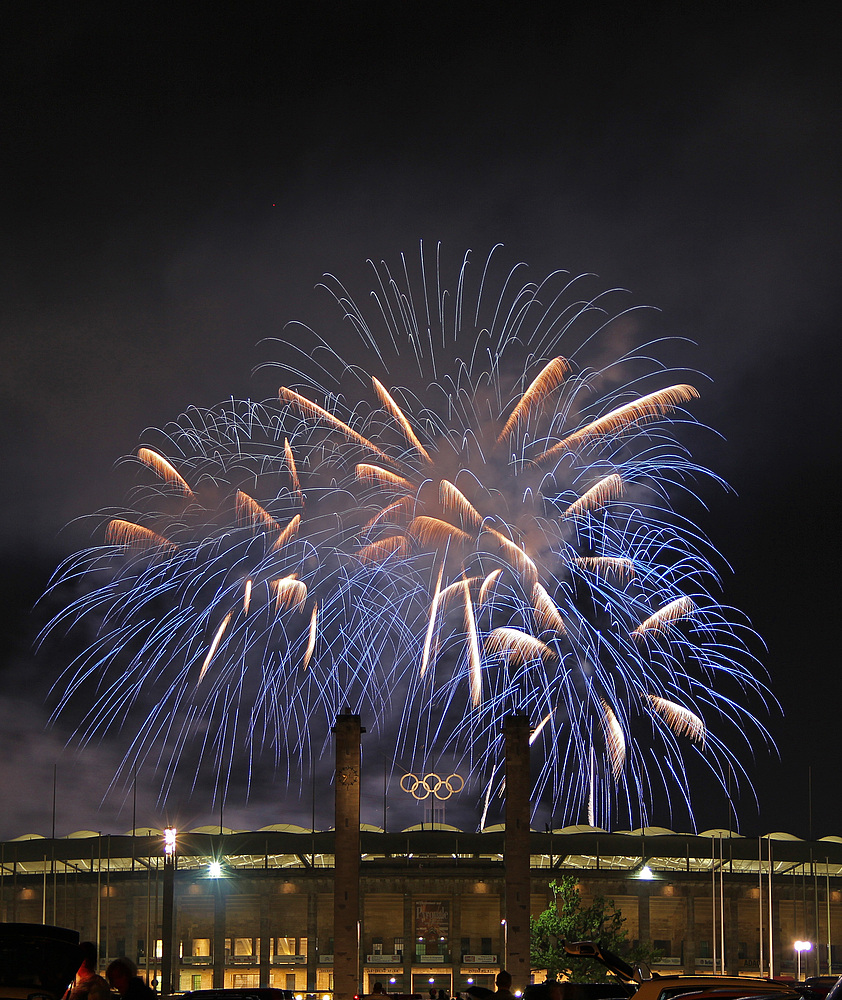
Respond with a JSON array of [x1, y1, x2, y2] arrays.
[[803, 980, 842, 1000], [354, 995, 422, 1000], [183, 990, 295, 1000], [822, 979, 842, 1000], [0, 922, 80, 1000], [672, 990, 803, 1000], [556, 986, 634, 1000], [562, 941, 800, 1000]]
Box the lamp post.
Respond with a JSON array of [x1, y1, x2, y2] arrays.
[[161, 829, 177, 997], [794, 940, 812, 981]]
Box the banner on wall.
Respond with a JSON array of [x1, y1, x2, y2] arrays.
[[414, 900, 449, 955]]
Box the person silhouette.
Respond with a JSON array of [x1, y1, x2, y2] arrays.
[[64, 942, 110, 1000]]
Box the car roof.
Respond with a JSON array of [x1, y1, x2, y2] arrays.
[[632, 981, 796, 1000], [185, 991, 295, 1000]]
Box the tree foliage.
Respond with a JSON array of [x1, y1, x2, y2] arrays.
[[530, 876, 658, 983]]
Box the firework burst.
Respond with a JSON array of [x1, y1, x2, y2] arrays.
[[40, 245, 773, 828]]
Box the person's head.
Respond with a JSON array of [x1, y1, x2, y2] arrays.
[[496, 972, 512, 991], [106, 958, 137, 996], [373, 984, 384, 994], [78, 942, 98, 974]]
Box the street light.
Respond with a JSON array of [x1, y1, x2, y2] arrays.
[[162, 828, 177, 997], [794, 940, 812, 980]]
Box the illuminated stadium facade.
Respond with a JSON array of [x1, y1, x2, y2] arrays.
[[3, 824, 842, 994], [3, 717, 840, 997]]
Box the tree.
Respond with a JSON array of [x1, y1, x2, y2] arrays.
[[530, 876, 658, 982]]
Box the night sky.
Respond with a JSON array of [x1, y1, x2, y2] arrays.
[[1, 4, 839, 841]]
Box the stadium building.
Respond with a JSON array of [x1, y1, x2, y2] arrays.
[[2, 717, 840, 996]]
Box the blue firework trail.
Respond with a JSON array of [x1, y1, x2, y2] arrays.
[[40, 245, 773, 828]]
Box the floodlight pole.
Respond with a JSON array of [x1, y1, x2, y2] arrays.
[[161, 829, 177, 996], [503, 714, 531, 987], [333, 712, 365, 1000]]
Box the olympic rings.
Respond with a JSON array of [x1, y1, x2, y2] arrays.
[[399, 772, 464, 800]]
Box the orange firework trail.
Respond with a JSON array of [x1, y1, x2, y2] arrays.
[[478, 569, 503, 605], [236, 490, 279, 534], [279, 385, 390, 461], [420, 563, 445, 680], [137, 447, 195, 497], [271, 576, 307, 613], [273, 514, 301, 551], [485, 627, 555, 665], [356, 464, 414, 491], [302, 603, 318, 670], [564, 474, 625, 516], [574, 556, 635, 579], [409, 516, 473, 549], [439, 480, 483, 530], [357, 535, 409, 565], [633, 596, 696, 636], [497, 356, 571, 444], [372, 376, 433, 463], [482, 527, 538, 588], [529, 711, 554, 746], [463, 580, 482, 707], [600, 701, 627, 780], [284, 438, 302, 504], [531, 583, 567, 635], [105, 519, 177, 554], [537, 384, 700, 463], [198, 612, 233, 685], [647, 695, 706, 744]]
